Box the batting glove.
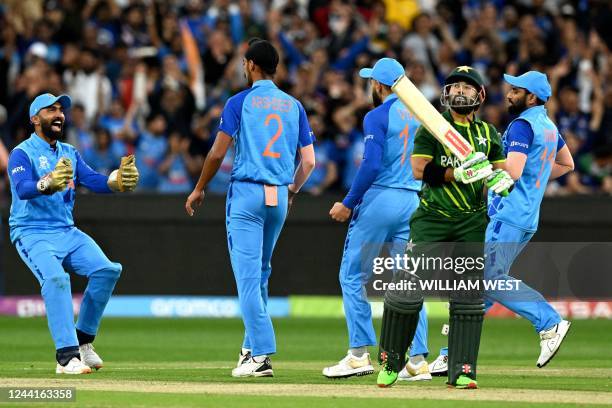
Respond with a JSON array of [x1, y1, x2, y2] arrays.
[[108, 155, 139, 192], [37, 157, 73, 194], [453, 152, 493, 184], [486, 169, 514, 197]]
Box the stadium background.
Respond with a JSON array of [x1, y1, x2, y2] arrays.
[[0, 0, 610, 320]]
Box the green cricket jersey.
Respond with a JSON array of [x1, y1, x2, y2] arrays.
[[412, 110, 505, 218]]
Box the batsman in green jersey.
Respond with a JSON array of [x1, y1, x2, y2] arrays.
[[377, 66, 513, 389]]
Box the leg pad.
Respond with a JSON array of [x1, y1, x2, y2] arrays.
[[448, 300, 485, 385], [378, 294, 422, 372]]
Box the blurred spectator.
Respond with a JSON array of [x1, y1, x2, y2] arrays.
[[136, 113, 168, 191], [82, 127, 120, 176], [63, 47, 112, 121], [302, 114, 338, 195], [158, 132, 198, 194], [66, 103, 93, 152]]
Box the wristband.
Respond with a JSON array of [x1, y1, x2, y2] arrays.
[[423, 161, 449, 186]]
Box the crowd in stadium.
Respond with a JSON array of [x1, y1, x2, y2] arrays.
[[0, 0, 610, 195]]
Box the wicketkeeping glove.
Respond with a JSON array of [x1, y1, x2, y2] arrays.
[[453, 152, 493, 184], [486, 169, 514, 197], [107, 155, 139, 192], [37, 157, 73, 194]]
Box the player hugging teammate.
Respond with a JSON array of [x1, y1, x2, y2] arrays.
[[376, 66, 513, 389]]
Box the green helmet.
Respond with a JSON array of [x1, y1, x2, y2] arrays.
[[444, 66, 485, 88], [441, 66, 486, 114]]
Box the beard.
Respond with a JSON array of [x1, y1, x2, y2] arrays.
[[372, 88, 382, 107], [40, 119, 64, 140], [508, 96, 528, 115], [450, 105, 476, 115], [448, 93, 478, 115]]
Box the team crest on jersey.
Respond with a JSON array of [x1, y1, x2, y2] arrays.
[[38, 155, 50, 170]]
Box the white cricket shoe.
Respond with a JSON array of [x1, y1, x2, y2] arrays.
[[537, 320, 571, 368], [322, 352, 374, 378], [56, 357, 92, 375], [398, 360, 432, 382], [428, 353, 448, 376], [231, 356, 273, 377], [79, 343, 103, 370], [237, 349, 252, 368]]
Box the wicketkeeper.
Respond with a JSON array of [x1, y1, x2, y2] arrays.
[[8, 93, 139, 374]]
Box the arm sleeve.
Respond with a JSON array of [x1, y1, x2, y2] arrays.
[[342, 112, 385, 209], [218, 95, 242, 137], [75, 151, 113, 193], [505, 119, 533, 155], [297, 102, 314, 148], [8, 149, 40, 200], [557, 134, 566, 151]]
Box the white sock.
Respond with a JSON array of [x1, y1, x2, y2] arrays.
[[350, 347, 367, 358], [252, 355, 267, 363], [409, 354, 425, 365], [241, 348, 251, 355]]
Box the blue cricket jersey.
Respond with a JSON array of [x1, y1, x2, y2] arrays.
[[489, 106, 565, 232], [218, 80, 314, 186], [343, 94, 422, 209], [8, 133, 111, 242]]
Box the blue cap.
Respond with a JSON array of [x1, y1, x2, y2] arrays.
[[503, 71, 552, 102], [359, 58, 405, 87], [29, 93, 72, 119]]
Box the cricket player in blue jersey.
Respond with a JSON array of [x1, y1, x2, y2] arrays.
[[428, 72, 575, 377], [8, 93, 139, 374], [323, 58, 430, 381], [185, 39, 315, 378], [486, 71, 574, 367]]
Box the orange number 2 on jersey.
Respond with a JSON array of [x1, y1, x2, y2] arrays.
[[263, 114, 283, 159]]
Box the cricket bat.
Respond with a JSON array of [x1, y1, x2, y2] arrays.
[[392, 75, 473, 161]]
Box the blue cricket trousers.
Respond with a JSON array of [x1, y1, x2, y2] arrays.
[[484, 219, 562, 332], [226, 181, 288, 356], [14, 227, 122, 350], [340, 186, 429, 356]]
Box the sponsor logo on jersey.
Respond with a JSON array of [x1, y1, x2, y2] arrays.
[[38, 155, 50, 170], [11, 165, 25, 175]]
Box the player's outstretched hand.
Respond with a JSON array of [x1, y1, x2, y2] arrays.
[[37, 157, 73, 194], [454, 151, 493, 184], [486, 169, 514, 196], [329, 202, 351, 222], [108, 155, 139, 192], [185, 189, 205, 216]]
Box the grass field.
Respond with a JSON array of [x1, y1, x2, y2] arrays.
[[0, 316, 611, 407]]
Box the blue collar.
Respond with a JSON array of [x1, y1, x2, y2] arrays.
[[383, 94, 398, 103], [29, 132, 58, 152], [252, 79, 277, 88]]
